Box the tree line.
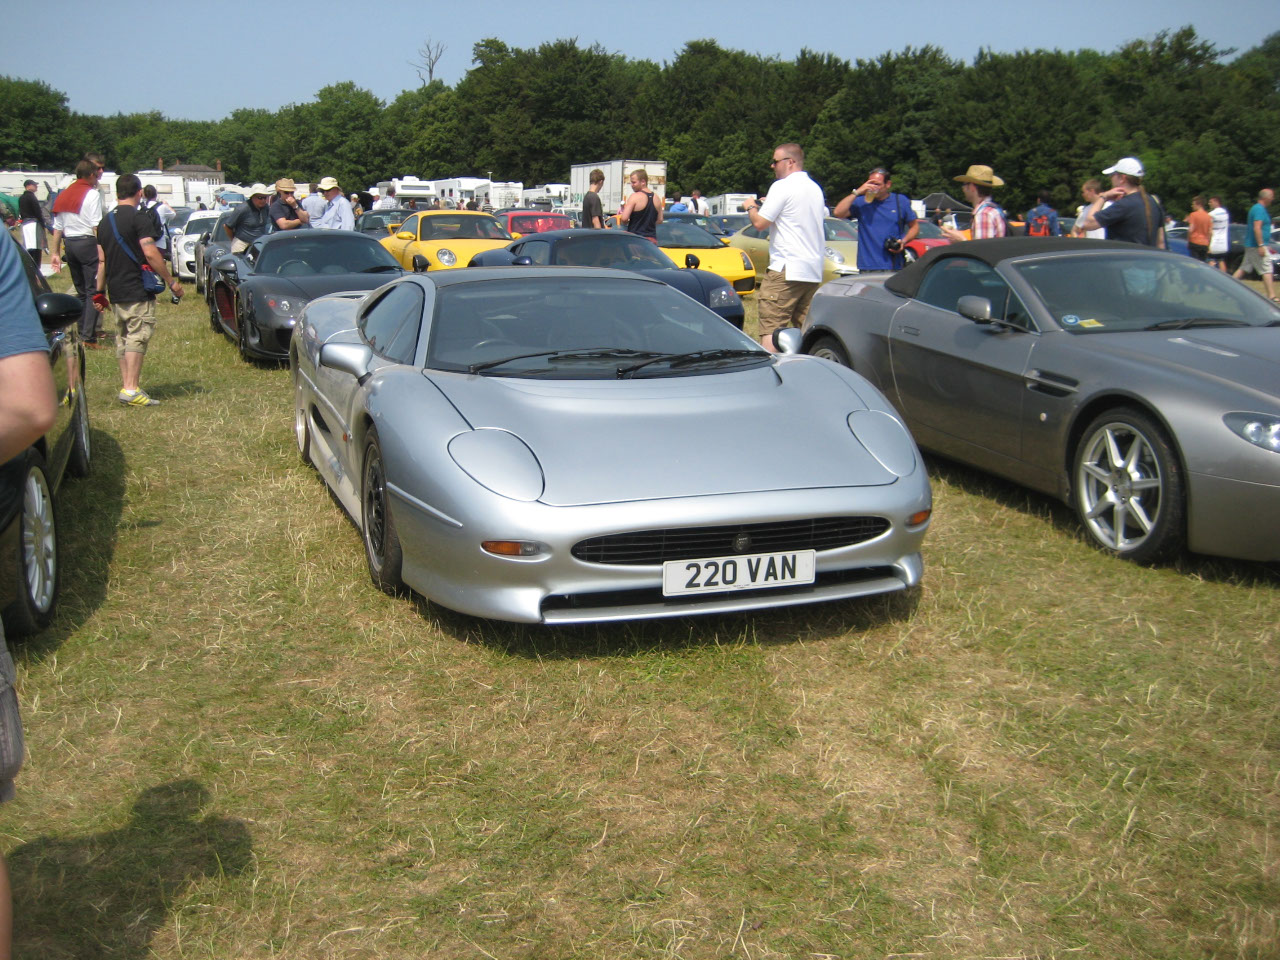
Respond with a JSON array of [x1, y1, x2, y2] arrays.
[[3, 27, 1277, 218]]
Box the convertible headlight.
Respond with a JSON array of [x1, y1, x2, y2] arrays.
[[825, 247, 844, 264], [1224, 413, 1280, 453], [739, 251, 753, 270], [448, 429, 544, 501], [437, 247, 457, 266], [265, 295, 307, 317], [707, 284, 740, 310]]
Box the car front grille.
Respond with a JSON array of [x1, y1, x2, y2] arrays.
[[733, 277, 755, 293], [572, 516, 890, 566]]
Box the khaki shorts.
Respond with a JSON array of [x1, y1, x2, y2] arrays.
[[114, 299, 157, 357], [1241, 245, 1271, 278], [757, 269, 821, 338]]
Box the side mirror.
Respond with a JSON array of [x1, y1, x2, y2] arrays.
[[215, 258, 238, 276], [957, 295, 993, 323], [772, 328, 803, 354], [411, 254, 430, 273], [684, 254, 700, 269], [35, 292, 84, 330], [199, 231, 211, 243], [320, 342, 373, 381], [512, 256, 533, 266], [510, 232, 523, 240], [396, 231, 414, 240]]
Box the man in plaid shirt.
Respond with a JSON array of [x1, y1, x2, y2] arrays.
[[942, 165, 1008, 241]]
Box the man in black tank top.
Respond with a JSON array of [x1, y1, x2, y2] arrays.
[[618, 169, 662, 240]]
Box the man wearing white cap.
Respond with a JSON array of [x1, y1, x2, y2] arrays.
[[1075, 157, 1165, 248], [315, 177, 354, 231]]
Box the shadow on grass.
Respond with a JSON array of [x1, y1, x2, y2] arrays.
[[9, 779, 253, 960], [18, 429, 125, 662], [419, 585, 922, 660], [925, 453, 1279, 588], [141, 379, 211, 402]]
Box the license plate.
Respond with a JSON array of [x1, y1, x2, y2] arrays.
[[662, 550, 816, 597]]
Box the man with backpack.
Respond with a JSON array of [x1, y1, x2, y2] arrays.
[[94, 173, 183, 407], [832, 167, 919, 270], [140, 185, 175, 263], [1024, 190, 1062, 237]]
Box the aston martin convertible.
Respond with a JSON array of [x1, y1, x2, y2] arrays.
[[290, 268, 933, 623], [209, 230, 406, 360], [799, 237, 1280, 564]]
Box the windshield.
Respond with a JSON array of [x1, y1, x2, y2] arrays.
[[1014, 254, 1280, 332], [419, 214, 512, 241], [256, 235, 401, 276], [510, 214, 570, 234], [427, 276, 764, 378], [915, 221, 946, 239], [823, 219, 858, 241], [656, 221, 722, 248], [550, 235, 678, 269], [186, 213, 219, 234], [358, 212, 405, 233]]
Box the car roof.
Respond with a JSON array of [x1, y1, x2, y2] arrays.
[[884, 237, 1147, 298], [407, 265, 668, 288], [258, 229, 376, 246]]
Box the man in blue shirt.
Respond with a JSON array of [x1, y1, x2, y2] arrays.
[[1233, 188, 1275, 301], [1024, 190, 1062, 236], [832, 167, 918, 271]]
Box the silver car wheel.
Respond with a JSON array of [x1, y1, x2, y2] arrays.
[[361, 431, 404, 594], [1074, 408, 1183, 562], [809, 335, 851, 367], [294, 377, 311, 465], [22, 463, 57, 614]]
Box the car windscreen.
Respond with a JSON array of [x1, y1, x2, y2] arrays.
[[915, 221, 946, 239], [427, 276, 766, 378], [549, 235, 678, 269], [256, 236, 401, 276], [1014, 253, 1280, 332], [419, 215, 512, 241], [510, 214, 570, 234], [656, 222, 721, 248], [823, 219, 858, 241]]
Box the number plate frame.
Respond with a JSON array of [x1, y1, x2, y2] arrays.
[[661, 549, 817, 597]]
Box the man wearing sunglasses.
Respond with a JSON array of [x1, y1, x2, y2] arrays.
[[743, 143, 825, 351]]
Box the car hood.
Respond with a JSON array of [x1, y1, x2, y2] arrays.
[[1089, 328, 1280, 401], [248, 271, 402, 298], [429, 363, 900, 505]]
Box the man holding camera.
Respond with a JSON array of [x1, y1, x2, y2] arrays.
[[832, 167, 918, 271]]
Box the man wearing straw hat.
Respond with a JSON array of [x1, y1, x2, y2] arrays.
[[942, 165, 1007, 241]]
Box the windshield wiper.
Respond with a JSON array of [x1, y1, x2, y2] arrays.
[[468, 348, 663, 374], [362, 264, 402, 273], [1144, 317, 1252, 331], [617, 348, 768, 378]]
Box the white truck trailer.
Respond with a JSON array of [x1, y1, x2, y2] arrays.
[[569, 161, 666, 217], [707, 193, 757, 216], [475, 181, 523, 209]]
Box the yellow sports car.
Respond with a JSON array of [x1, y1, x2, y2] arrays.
[[380, 210, 513, 270], [656, 221, 756, 296], [729, 217, 861, 283]]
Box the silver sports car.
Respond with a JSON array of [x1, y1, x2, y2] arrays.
[[290, 267, 933, 623], [798, 237, 1280, 564]]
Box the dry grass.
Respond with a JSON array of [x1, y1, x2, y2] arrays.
[[3, 281, 1277, 959]]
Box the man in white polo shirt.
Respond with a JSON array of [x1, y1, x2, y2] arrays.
[[743, 143, 825, 351]]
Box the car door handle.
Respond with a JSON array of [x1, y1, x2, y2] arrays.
[[898, 325, 920, 337]]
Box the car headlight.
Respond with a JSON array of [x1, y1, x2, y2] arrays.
[[739, 251, 753, 270], [1224, 413, 1280, 453], [265, 295, 307, 318], [707, 283, 740, 310], [437, 247, 457, 266], [825, 247, 844, 264]]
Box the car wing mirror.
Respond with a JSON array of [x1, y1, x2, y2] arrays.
[[411, 254, 430, 273], [957, 295, 993, 323], [772, 328, 802, 354], [512, 256, 533, 266], [396, 231, 414, 240], [319, 342, 374, 382], [684, 254, 701, 269], [35, 292, 85, 330], [215, 258, 238, 276]]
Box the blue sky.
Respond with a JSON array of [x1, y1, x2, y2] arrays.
[[11, 0, 1277, 121]]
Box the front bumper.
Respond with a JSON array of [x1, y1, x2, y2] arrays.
[[1186, 471, 1280, 562]]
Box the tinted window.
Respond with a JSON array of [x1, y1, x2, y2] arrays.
[[917, 258, 1013, 317], [823, 219, 857, 241], [516, 240, 550, 265], [398, 214, 421, 237], [360, 283, 423, 362], [551, 235, 676, 269], [256, 236, 401, 276], [656, 222, 720, 247]]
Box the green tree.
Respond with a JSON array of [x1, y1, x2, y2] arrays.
[[0, 76, 78, 168]]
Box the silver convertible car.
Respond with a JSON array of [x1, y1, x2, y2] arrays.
[[290, 268, 933, 623], [798, 238, 1280, 564]]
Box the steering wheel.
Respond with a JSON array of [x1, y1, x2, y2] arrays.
[[276, 259, 310, 275]]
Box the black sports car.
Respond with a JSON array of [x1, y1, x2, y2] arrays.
[[354, 208, 416, 238], [195, 210, 237, 297], [467, 229, 745, 328], [208, 230, 406, 360], [1, 236, 91, 636]]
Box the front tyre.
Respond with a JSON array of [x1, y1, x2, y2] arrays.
[[3, 451, 59, 635], [361, 430, 405, 594], [809, 335, 851, 367], [1073, 407, 1185, 563], [67, 376, 91, 478], [293, 369, 312, 466]]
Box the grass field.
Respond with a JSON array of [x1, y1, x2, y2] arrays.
[[4, 279, 1278, 959]]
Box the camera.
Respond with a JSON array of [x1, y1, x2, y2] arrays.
[[883, 237, 903, 254], [170, 292, 182, 305]]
